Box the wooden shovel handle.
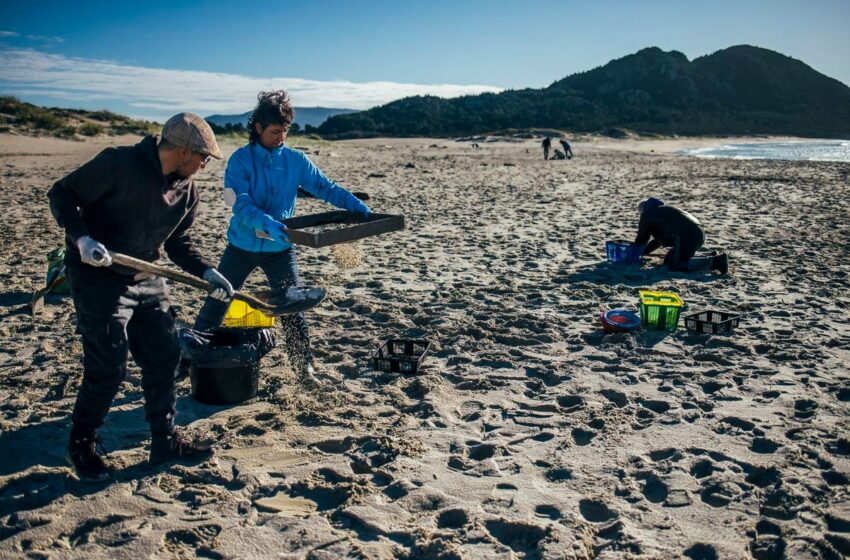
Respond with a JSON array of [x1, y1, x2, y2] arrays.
[[108, 252, 274, 312]]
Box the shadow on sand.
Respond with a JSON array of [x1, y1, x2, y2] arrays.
[[556, 258, 723, 287], [0, 394, 234, 517], [583, 326, 675, 349], [0, 290, 34, 319]]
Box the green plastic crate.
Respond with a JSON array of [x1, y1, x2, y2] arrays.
[[639, 290, 684, 332]]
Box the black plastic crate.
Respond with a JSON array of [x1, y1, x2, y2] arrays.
[[684, 310, 742, 334], [372, 339, 431, 374]]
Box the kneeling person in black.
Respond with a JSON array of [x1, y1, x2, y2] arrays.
[[634, 198, 728, 274]]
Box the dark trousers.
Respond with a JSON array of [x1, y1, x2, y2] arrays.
[[663, 231, 712, 272], [194, 245, 311, 364], [68, 267, 179, 438]]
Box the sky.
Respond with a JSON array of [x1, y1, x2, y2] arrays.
[[1, 0, 848, 122]]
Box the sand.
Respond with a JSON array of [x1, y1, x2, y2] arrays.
[[0, 132, 848, 559]]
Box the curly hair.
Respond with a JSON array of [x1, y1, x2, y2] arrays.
[[247, 90, 295, 144]]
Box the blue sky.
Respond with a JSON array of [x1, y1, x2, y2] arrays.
[[1, 0, 848, 122]]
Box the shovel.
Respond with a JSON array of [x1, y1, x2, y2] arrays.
[[31, 264, 67, 316], [107, 252, 326, 316]]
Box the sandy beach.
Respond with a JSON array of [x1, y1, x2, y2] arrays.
[[0, 132, 848, 559]]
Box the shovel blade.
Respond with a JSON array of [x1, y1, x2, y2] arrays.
[[251, 287, 327, 316], [30, 289, 47, 315]]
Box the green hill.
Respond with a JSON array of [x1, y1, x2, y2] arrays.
[[318, 45, 850, 139], [0, 96, 158, 139]]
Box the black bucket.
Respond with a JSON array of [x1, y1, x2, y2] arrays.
[[178, 327, 275, 406], [190, 361, 259, 405]]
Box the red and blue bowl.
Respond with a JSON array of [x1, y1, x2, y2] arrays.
[[600, 309, 641, 333]]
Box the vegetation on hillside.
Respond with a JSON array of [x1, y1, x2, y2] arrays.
[[0, 96, 158, 139], [318, 45, 850, 139]]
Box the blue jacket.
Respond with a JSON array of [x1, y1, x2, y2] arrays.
[[224, 142, 370, 252]]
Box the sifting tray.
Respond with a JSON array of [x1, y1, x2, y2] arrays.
[[283, 211, 405, 248]]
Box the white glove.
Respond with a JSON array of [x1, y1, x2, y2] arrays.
[[76, 236, 112, 267], [203, 268, 234, 302]]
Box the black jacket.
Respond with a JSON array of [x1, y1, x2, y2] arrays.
[[47, 135, 211, 278], [634, 206, 704, 255]]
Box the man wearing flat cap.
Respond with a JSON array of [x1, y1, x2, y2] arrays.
[[47, 112, 234, 481]]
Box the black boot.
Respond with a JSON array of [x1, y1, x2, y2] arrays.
[[149, 429, 213, 464], [712, 254, 729, 275], [66, 433, 110, 482], [683, 256, 714, 272], [175, 357, 191, 383]]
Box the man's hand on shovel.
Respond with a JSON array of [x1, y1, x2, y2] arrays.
[[77, 236, 112, 267], [203, 268, 234, 302]]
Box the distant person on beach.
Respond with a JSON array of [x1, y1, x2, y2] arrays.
[[634, 198, 729, 274], [47, 113, 230, 481], [542, 137, 551, 160], [551, 149, 566, 160], [190, 90, 370, 380], [559, 139, 573, 159]]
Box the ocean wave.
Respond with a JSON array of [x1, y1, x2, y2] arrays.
[[677, 140, 850, 162]]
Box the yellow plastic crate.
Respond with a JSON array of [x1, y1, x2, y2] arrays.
[[222, 299, 276, 328], [638, 290, 684, 332]]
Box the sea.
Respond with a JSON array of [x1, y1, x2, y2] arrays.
[[678, 140, 850, 162]]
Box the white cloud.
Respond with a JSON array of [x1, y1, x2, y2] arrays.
[[0, 48, 502, 118], [0, 31, 20, 38], [24, 34, 64, 43]]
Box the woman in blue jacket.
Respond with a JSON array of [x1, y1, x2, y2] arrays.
[[194, 90, 371, 377]]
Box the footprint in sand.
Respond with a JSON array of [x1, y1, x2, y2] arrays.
[[556, 394, 584, 412], [639, 398, 672, 414], [649, 448, 685, 462], [821, 470, 850, 487], [237, 424, 267, 437], [700, 380, 726, 395], [285, 482, 350, 512], [436, 508, 470, 529], [748, 518, 785, 559], [484, 519, 548, 556], [684, 543, 719, 560], [571, 427, 597, 446], [545, 467, 573, 483], [163, 524, 222, 556], [579, 499, 618, 523], [459, 400, 485, 422], [534, 504, 562, 520], [382, 480, 414, 501], [588, 418, 605, 430], [68, 514, 133, 547], [600, 389, 629, 408], [690, 458, 721, 479], [755, 390, 781, 403], [468, 442, 497, 461], [478, 482, 516, 514], [699, 479, 742, 508], [750, 437, 781, 454], [448, 440, 507, 477], [826, 437, 850, 457], [635, 472, 669, 504], [716, 416, 760, 435], [793, 398, 818, 420]]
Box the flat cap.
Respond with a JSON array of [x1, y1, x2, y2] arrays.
[[161, 112, 223, 160]]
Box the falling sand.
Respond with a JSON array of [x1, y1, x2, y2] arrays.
[[330, 242, 364, 270]]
